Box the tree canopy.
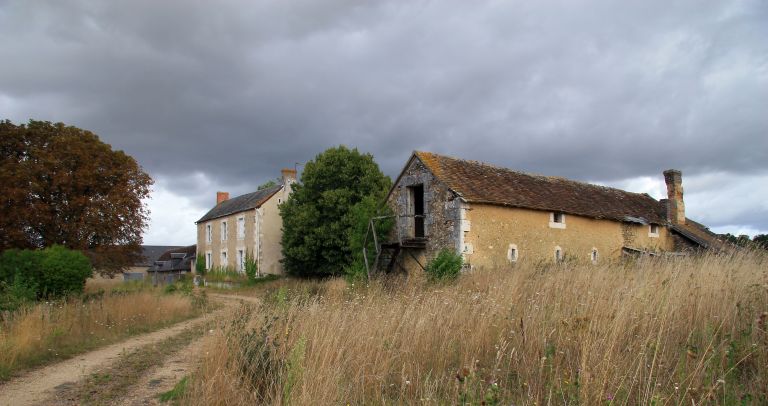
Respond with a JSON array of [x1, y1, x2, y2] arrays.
[[280, 146, 391, 277], [257, 178, 279, 190], [0, 120, 153, 275]]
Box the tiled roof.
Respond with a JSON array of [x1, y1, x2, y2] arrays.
[[414, 151, 668, 224], [196, 185, 282, 223], [136, 245, 182, 266], [157, 244, 197, 262], [671, 220, 728, 251]]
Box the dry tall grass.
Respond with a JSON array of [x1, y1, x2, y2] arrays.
[[186, 252, 767, 405], [0, 288, 199, 379]]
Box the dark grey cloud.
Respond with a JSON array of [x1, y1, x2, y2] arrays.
[[1, 0, 766, 242]]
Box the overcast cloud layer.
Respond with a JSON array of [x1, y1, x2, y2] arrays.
[[1, 0, 766, 245]]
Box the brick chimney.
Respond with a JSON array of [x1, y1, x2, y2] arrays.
[[281, 168, 297, 185], [663, 170, 685, 224], [216, 191, 230, 205]]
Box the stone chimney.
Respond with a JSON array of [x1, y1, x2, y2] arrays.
[[281, 168, 297, 185], [216, 191, 230, 205], [663, 170, 685, 224]]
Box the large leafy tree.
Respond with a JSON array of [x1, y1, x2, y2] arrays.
[[280, 146, 391, 277], [0, 120, 153, 275]]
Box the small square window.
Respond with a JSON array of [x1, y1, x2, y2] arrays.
[[549, 212, 566, 229], [649, 224, 659, 237]]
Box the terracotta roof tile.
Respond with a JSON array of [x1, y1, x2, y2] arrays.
[[671, 220, 729, 251], [415, 151, 667, 224]]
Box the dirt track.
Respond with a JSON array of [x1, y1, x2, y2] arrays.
[[0, 293, 259, 406]]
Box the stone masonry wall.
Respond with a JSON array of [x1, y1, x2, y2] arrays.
[[385, 157, 461, 267]]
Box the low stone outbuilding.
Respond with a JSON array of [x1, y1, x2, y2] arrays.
[[376, 151, 725, 273]]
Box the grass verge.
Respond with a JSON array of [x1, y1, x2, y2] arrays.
[[159, 376, 189, 403]]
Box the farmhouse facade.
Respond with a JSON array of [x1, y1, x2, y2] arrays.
[[378, 151, 724, 272], [195, 168, 296, 275]]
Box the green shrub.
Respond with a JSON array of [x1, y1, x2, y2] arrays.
[[245, 251, 258, 282], [425, 249, 463, 281], [0, 249, 43, 288], [195, 253, 206, 276], [0, 246, 92, 300], [0, 274, 38, 311], [38, 245, 92, 297], [204, 267, 249, 283]]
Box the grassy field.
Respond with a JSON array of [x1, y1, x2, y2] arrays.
[[0, 280, 206, 380], [182, 251, 767, 405]]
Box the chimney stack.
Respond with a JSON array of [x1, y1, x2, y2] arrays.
[[663, 169, 685, 224], [216, 191, 230, 205], [281, 168, 297, 185]]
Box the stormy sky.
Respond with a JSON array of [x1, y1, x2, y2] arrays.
[[1, 0, 766, 245]]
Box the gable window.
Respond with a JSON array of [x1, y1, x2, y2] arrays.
[[549, 212, 566, 229], [648, 224, 659, 238], [221, 250, 228, 268], [554, 246, 564, 262], [206, 224, 212, 243], [507, 244, 519, 263], [591, 248, 599, 264], [221, 221, 228, 241], [237, 216, 245, 240]]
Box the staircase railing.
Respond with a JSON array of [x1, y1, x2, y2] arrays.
[[362, 215, 394, 280], [362, 214, 426, 279]]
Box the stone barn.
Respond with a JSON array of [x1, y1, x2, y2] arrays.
[[371, 151, 725, 273]]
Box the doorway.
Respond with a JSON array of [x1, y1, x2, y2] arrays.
[[409, 184, 425, 238]]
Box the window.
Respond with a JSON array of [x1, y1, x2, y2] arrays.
[[591, 248, 599, 264], [554, 246, 563, 262], [221, 221, 228, 241], [278, 198, 282, 204], [507, 244, 518, 263], [221, 250, 228, 267], [649, 224, 659, 238], [237, 216, 245, 240], [205, 252, 212, 270], [549, 212, 566, 229], [206, 224, 212, 243], [237, 249, 245, 272]]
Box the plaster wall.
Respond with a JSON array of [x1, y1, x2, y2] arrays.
[[257, 185, 289, 275], [196, 185, 291, 275], [463, 204, 675, 269]]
